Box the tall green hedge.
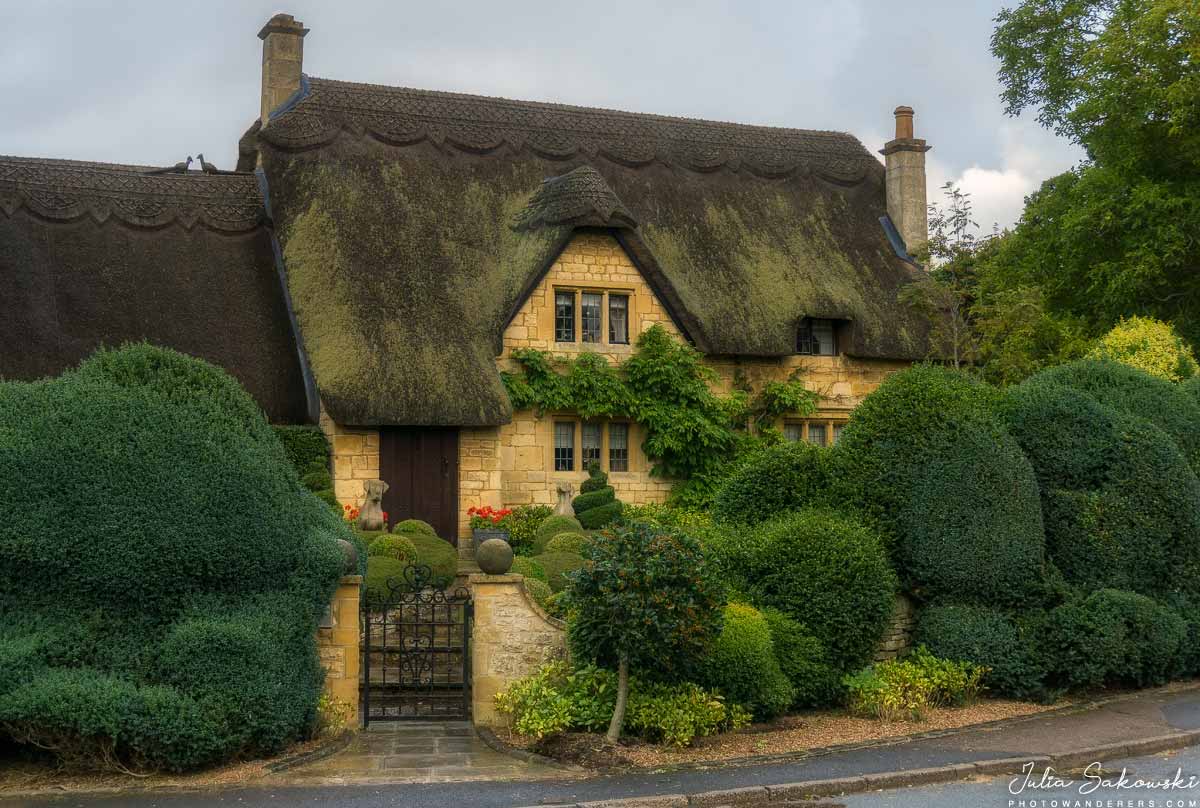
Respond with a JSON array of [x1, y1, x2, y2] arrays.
[[895, 421, 1046, 607], [1030, 359, 1200, 474], [272, 425, 331, 475], [700, 603, 793, 720], [1002, 378, 1200, 599], [913, 605, 1046, 700], [834, 365, 1000, 543], [0, 344, 348, 771]]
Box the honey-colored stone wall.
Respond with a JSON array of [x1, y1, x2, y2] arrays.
[[873, 594, 916, 662], [469, 573, 567, 727], [317, 574, 362, 715], [319, 405, 380, 509]]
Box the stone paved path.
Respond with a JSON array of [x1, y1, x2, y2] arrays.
[[279, 721, 574, 785]]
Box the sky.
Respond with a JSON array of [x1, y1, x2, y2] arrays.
[[0, 1, 1084, 233]]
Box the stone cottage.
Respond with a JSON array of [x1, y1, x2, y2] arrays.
[[0, 13, 933, 544]]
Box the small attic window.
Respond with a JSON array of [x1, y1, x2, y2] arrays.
[[796, 318, 838, 356]]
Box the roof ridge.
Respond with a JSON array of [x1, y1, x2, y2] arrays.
[[305, 76, 863, 142]]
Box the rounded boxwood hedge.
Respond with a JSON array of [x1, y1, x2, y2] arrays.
[[712, 441, 832, 526], [364, 556, 408, 608], [532, 515, 584, 554], [1002, 379, 1200, 599], [834, 365, 1000, 542], [700, 603, 793, 720], [406, 534, 459, 589], [510, 556, 547, 583], [760, 607, 842, 708], [392, 519, 437, 538], [895, 421, 1046, 607], [0, 344, 349, 771], [536, 551, 588, 593], [300, 469, 333, 492], [544, 531, 589, 555], [739, 508, 897, 672], [1030, 359, 1200, 474], [1081, 589, 1186, 688], [914, 605, 1046, 699], [367, 535, 418, 565]]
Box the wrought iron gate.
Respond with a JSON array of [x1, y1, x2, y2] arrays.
[[361, 564, 472, 725]]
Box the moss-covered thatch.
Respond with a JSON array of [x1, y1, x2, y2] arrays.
[[258, 78, 931, 426]]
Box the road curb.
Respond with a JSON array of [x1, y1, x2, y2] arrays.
[[515, 728, 1200, 807]]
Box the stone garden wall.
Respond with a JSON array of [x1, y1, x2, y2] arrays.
[[317, 574, 362, 716]]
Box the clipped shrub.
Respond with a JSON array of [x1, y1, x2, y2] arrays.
[[532, 514, 584, 554], [272, 425, 330, 477], [577, 500, 624, 530], [1031, 358, 1200, 473], [568, 522, 725, 683], [0, 344, 346, 771], [1002, 379, 1200, 598], [406, 534, 459, 589], [896, 421, 1045, 606], [544, 532, 589, 555], [537, 551, 588, 593], [913, 605, 1046, 700], [740, 509, 897, 672], [1037, 600, 1124, 691], [760, 607, 842, 708], [1184, 375, 1200, 407], [712, 441, 832, 526], [1087, 316, 1198, 382], [834, 365, 999, 540], [701, 604, 793, 720], [367, 535, 418, 565], [364, 556, 406, 608], [1084, 589, 1186, 688], [300, 469, 333, 492], [573, 463, 625, 530], [510, 556, 547, 584], [524, 578, 553, 612], [392, 519, 437, 538]]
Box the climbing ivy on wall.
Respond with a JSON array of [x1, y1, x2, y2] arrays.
[[501, 325, 819, 505]]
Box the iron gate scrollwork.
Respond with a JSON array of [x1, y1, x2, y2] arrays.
[[361, 563, 472, 725]]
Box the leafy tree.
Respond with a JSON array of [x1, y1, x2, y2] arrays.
[[565, 522, 724, 743], [986, 0, 1200, 345]]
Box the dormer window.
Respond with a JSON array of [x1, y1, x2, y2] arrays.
[[796, 318, 838, 356]]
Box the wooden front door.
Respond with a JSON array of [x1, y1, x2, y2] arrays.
[[379, 427, 459, 544]]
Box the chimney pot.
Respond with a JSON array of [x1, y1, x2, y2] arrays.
[[258, 13, 309, 127], [880, 105, 931, 254]]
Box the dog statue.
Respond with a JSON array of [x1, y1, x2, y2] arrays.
[[357, 479, 389, 532]]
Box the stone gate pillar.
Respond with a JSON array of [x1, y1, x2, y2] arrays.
[[317, 574, 362, 715]]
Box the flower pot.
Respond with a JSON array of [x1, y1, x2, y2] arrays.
[[472, 528, 510, 552]]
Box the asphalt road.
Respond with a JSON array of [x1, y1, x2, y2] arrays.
[[829, 746, 1200, 808]]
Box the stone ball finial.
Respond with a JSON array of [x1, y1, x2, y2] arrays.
[[476, 538, 514, 575], [337, 538, 359, 575]]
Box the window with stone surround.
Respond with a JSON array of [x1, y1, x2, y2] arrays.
[[783, 418, 847, 447], [553, 288, 634, 346], [551, 418, 633, 473], [554, 421, 575, 471], [796, 318, 839, 356]]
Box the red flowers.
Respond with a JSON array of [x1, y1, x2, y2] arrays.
[[468, 505, 513, 528]]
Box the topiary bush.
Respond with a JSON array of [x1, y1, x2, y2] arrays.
[[406, 534, 459, 589], [544, 532, 589, 555], [712, 441, 833, 527], [1030, 359, 1200, 473], [1002, 379, 1200, 599], [392, 519, 437, 538], [272, 425, 330, 477], [532, 514, 584, 554], [700, 604, 793, 720], [1082, 589, 1186, 688], [367, 535, 418, 565], [0, 344, 348, 771], [760, 607, 843, 708], [510, 556, 547, 583], [913, 605, 1046, 700], [834, 364, 1000, 542], [536, 551, 588, 593], [364, 556, 408, 608], [736, 509, 897, 673], [300, 469, 333, 492], [573, 464, 625, 529], [895, 421, 1046, 607]]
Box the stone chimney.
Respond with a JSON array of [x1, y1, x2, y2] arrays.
[[258, 13, 308, 126], [880, 106, 931, 254]]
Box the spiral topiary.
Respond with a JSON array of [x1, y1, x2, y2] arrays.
[[573, 463, 625, 530]]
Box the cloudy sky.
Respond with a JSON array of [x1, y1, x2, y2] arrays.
[[1, 1, 1083, 233]]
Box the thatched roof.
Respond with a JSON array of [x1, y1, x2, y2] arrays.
[[0, 155, 314, 423], [256, 77, 932, 427]]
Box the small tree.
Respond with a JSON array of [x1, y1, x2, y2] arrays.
[[1087, 315, 1199, 382], [566, 522, 725, 743]]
